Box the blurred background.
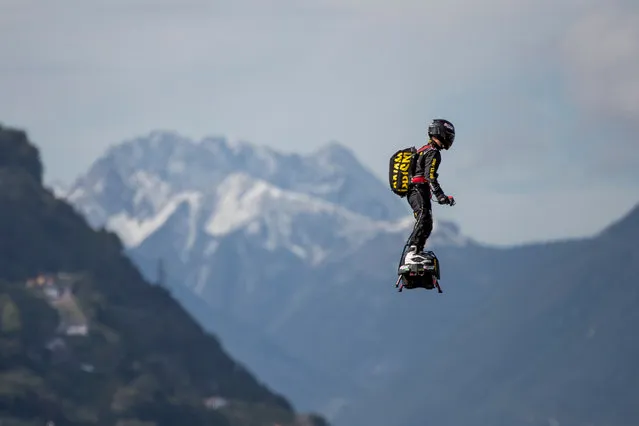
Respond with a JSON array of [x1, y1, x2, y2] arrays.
[[1, 1, 638, 425]]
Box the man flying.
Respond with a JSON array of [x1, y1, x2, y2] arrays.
[[401, 118, 456, 267]]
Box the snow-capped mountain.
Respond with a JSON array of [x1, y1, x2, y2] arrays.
[[58, 129, 474, 424], [65, 130, 409, 228], [62, 130, 469, 260]]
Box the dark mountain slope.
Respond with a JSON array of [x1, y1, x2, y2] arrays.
[[0, 123, 327, 426], [338, 203, 639, 426]]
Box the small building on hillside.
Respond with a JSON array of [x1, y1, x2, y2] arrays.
[[65, 324, 88, 336]]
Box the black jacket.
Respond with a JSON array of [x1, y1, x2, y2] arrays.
[[410, 143, 446, 200]]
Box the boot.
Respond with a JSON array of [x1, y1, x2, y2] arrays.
[[402, 245, 429, 266]]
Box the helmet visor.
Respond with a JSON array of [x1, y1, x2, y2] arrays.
[[429, 121, 455, 149]]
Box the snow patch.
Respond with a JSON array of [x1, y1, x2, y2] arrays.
[[92, 178, 105, 194], [289, 245, 306, 259], [185, 194, 201, 252], [205, 174, 266, 236], [168, 160, 186, 174], [204, 173, 334, 238], [66, 187, 86, 203], [204, 240, 219, 257], [129, 171, 173, 212], [106, 192, 201, 248], [195, 265, 210, 295], [201, 173, 443, 262]]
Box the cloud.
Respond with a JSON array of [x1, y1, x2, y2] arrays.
[[556, 1, 639, 179], [560, 2, 639, 123]]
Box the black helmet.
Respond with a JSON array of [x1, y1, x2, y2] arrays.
[[428, 119, 455, 149]]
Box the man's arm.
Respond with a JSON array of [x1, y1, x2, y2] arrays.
[[426, 150, 447, 201]]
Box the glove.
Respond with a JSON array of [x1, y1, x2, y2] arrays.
[[437, 195, 455, 206]]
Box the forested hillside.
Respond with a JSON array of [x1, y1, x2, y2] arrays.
[[0, 123, 327, 426]]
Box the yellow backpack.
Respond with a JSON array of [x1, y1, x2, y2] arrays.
[[388, 147, 417, 198]]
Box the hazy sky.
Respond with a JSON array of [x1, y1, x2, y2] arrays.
[[1, 0, 638, 245]]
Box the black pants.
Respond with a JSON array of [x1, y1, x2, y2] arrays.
[[406, 187, 433, 253]]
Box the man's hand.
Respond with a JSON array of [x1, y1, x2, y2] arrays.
[[437, 195, 455, 206]]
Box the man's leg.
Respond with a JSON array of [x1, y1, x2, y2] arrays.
[[418, 201, 433, 251], [407, 189, 433, 253]]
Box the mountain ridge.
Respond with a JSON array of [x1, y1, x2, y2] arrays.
[[59, 130, 472, 267], [0, 122, 328, 426], [63, 130, 410, 225]]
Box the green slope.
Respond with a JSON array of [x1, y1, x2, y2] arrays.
[[0, 124, 328, 426]]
